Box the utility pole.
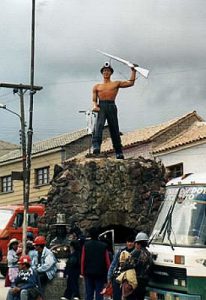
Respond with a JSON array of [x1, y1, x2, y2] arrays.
[[0, 0, 40, 254], [18, 89, 27, 208], [26, 0, 36, 251], [23, 0, 37, 255]]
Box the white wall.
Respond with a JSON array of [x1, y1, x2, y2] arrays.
[[155, 142, 206, 174]]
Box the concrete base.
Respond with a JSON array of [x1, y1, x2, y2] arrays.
[[44, 276, 85, 300]]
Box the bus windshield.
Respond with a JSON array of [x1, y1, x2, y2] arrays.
[[0, 209, 13, 229], [151, 185, 206, 247]]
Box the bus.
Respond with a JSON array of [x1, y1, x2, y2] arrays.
[[146, 173, 206, 300]]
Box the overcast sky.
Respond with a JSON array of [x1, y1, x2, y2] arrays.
[[0, 0, 206, 144]]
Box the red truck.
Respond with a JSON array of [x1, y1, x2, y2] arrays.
[[0, 204, 45, 276]]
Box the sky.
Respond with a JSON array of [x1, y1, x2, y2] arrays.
[[0, 0, 206, 145]]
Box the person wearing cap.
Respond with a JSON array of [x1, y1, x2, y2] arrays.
[[120, 232, 153, 300], [6, 255, 42, 300], [91, 63, 137, 159], [33, 235, 57, 291], [6, 238, 21, 287]]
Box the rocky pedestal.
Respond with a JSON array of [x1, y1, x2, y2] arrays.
[[39, 157, 166, 238]]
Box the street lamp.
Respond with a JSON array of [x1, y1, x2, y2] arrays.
[[0, 102, 27, 251], [0, 103, 22, 119], [0, 103, 26, 155]]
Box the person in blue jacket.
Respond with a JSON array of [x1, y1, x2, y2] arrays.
[[6, 255, 42, 300], [33, 235, 57, 292], [107, 235, 135, 300]]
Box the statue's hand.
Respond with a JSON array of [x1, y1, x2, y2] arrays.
[[92, 105, 100, 112]]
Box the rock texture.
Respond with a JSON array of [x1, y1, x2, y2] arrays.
[[40, 156, 165, 239]]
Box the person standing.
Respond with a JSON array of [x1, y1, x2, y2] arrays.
[[61, 240, 81, 300], [6, 238, 21, 287], [81, 228, 111, 300], [107, 235, 135, 300], [92, 63, 137, 159], [121, 232, 153, 300]]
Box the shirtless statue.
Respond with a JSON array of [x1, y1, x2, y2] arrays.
[[92, 63, 137, 159]]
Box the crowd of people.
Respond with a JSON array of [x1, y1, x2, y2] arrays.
[[4, 226, 153, 300], [5, 233, 57, 300], [60, 227, 153, 300], [83, 231, 153, 300]]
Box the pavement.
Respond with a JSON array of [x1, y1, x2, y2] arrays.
[[0, 275, 9, 300]]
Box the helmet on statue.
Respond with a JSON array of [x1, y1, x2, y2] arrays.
[[100, 62, 114, 74]]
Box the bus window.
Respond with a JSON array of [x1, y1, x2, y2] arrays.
[[13, 213, 23, 228], [28, 213, 38, 227]]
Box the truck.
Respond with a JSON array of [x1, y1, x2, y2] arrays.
[[146, 173, 206, 300], [0, 204, 45, 276]]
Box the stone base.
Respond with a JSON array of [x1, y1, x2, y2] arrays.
[[44, 276, 85, 300]]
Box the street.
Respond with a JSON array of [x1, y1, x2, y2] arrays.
[[0, 275, 9, 300]]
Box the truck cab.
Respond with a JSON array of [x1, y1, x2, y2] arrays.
[[146, 173, 206, 300], [0, 205, 45, 276]]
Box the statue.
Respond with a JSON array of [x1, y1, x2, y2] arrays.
[[50, 213, 70, 248]]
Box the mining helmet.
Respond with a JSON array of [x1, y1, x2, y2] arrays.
[[135, 232, 149, 243], [18, 255, 31, 265], [100, 62, 114, 74], [33, 235, 46, 245]]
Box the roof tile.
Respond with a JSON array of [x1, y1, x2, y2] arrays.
[[153, 121, 206, 153], [0, 128, 87, 162], [101, 111, 202, 152]]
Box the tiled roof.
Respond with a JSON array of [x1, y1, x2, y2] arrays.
[[0, 128, 88, 163], [32, 129, 87, 153], [100, 111, 203, 152], [153, 121, 206, 153], [0, 140, 19, 156]]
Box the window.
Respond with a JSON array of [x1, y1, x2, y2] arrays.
[[28, 213, 38, 227], [167, 163, 183, 178], [13, 213, 23, 228], [35, 167, 50, 186], [0, 175, 13, 193], [12, 212, 38, 228]]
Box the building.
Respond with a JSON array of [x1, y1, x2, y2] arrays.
[[152, 120, 206, 176], [0, 128, 109, 205], [0, 140, 19, 157], [95, 111, 205, 177], [1, 111, 205, 206]]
